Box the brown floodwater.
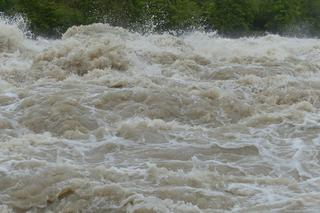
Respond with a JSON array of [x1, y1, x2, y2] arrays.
[[1, 17, 320, 213]]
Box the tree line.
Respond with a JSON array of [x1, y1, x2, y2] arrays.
[[1, 0, 320, 37]]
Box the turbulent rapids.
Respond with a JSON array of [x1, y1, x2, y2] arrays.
[[1, 17, 320, 213]]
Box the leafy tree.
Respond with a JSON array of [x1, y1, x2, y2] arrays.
[[264, 0, 303, 32], [208, 0, 256, 35], [168, 0, 202, 30], [1, 0, 320, 37], [300, 0, 320, 35]]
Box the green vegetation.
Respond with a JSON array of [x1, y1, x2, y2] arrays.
[[1, 0, 320, 37]]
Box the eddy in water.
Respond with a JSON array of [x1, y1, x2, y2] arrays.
[[1, 17, 320, 213]]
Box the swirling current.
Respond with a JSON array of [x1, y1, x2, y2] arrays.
[[1, 17, 320, 213]]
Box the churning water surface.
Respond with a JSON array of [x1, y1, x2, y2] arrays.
[[1, 17, 320, 213]]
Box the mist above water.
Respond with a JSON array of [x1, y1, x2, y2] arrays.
[[1, 17, 320, 212]]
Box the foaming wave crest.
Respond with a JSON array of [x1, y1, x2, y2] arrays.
[[1, 21, 320, 212], [0, 15, 26, 53]]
